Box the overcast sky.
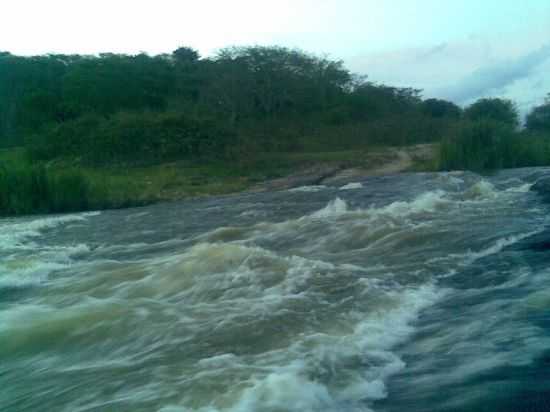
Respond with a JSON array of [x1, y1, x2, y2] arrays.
[[2, 1, 549, 113]]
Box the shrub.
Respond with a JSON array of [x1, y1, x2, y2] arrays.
[[439, 120, 550, 171], [526, 99, 550, 133], [27, 111, 236, 166], [464, 98, 519, 129], [0, 165, 95, 215]]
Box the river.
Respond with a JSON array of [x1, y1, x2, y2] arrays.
[[2, 169, 550, 412]]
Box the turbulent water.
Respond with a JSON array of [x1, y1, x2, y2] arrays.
[[2, 169, 550, 412]]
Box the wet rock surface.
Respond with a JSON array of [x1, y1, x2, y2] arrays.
[[250, 144, 436, 192], [531, 176, 550, 200]]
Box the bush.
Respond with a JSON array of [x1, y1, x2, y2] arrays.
[[526, 100, 550, 133], [0, 165, 95, 215], [464, 98, 519, 129], [439, 120, 550, 171], [27, 111, 236, 166]]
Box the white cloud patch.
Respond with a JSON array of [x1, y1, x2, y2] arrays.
[[346, 17, 550, 114], [440, 44, 550, 104], [498, 59, 550, 116]]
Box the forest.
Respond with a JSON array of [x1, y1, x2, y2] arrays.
[[1, 46, 550, 214]]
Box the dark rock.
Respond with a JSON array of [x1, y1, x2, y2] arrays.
[[250, 165, 343, 192], [531, 177, 550, 200], [507, 230, 550, 252], [524, 171, 550, 183]]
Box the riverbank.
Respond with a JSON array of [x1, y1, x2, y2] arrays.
[[249, 144, 436, 192], [0, 144, 437, 216]]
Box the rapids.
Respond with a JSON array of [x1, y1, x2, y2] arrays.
[[2, 169, 550, 412]]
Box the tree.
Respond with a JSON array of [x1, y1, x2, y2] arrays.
[[526, 94, 550, 133], [347, 83, 421, 121], [209, 46, 351, 120], [172, 47, 200, 64], [171, 47, 203, 103], [464, 98, 519, 128], [1, 46, 472, 165], [422, 98, 461, 118]]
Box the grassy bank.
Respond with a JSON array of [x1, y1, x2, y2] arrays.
[[3, 124, 550, 217], [0, 147, 382, 216], [0, 149, 99, 215], [2, 47, 549, 215]]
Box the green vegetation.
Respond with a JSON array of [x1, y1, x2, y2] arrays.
[[463, 98, 519, 128], [439, 121, 550, 172], [438, 96, 550, 172], [0, 46, 549, 215], [526, 94, 550, 133], [0, 164, 91, 215]]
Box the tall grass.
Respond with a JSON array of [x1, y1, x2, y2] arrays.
[[0, 165, 98, 216], [439, 120, 550, 172]]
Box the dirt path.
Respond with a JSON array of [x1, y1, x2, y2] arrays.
[[321, 148, 414, 185], [250, 144, 436, 192]]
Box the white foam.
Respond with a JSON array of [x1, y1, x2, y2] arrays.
[[356, 284, 442, 349], [0, 211, 99, 248], [0, 243, 90, 288], [310, 197, 349, 218], [463, 180, 498, 200], [444, 175, 464, 186], [373, 190, 447, 217], [429, 231, 541, 274], [197, 353, 239, 368], [205, 284, 443, 412], [0, 262, 66, 289], [239, 210, 268, 218], [309, 191, 448, 223], [150, 242, 338, 301], [505, 183, 533, 193], [340, 182, 363, 190], [308, 180, 533, 228], [464, 231, 540, 264], [0, 212, 97, 288], [231, 366, 336, 412], [139, 238, 445, 410], [288, 185, 327, 193]]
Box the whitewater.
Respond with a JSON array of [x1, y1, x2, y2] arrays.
[[2, 169, 550, 412]]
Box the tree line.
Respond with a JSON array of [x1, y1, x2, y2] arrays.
[[0, 46, 549, 167]]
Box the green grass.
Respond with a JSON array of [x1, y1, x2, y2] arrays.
[[0, 149, 270, 215], [0, 147, 28, 167], [77, 150, 370, 203], [79, 162, 250, 206], [439, 121, 550, 172], [0, 145, 432, 216], [0, 165, 95, 215]]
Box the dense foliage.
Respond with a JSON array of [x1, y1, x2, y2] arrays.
[[438, 96, 550, 172], [0, 45, 549, 215], [439, 121, 550, 172], [1, 46, 461, 163], [526, 95, 550, 133], [0, 165, 93, 215], [463, 98, 519, 128]]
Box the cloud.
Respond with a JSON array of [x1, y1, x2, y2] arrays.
[[418, 43, 448, 59], [346, 39, 494, 92], [440, 44, 550, 103], [346, 18, 550, 115], [497, 58, 550, 116]]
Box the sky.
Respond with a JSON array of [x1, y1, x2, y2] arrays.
[[2, 0, 550, 113]]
